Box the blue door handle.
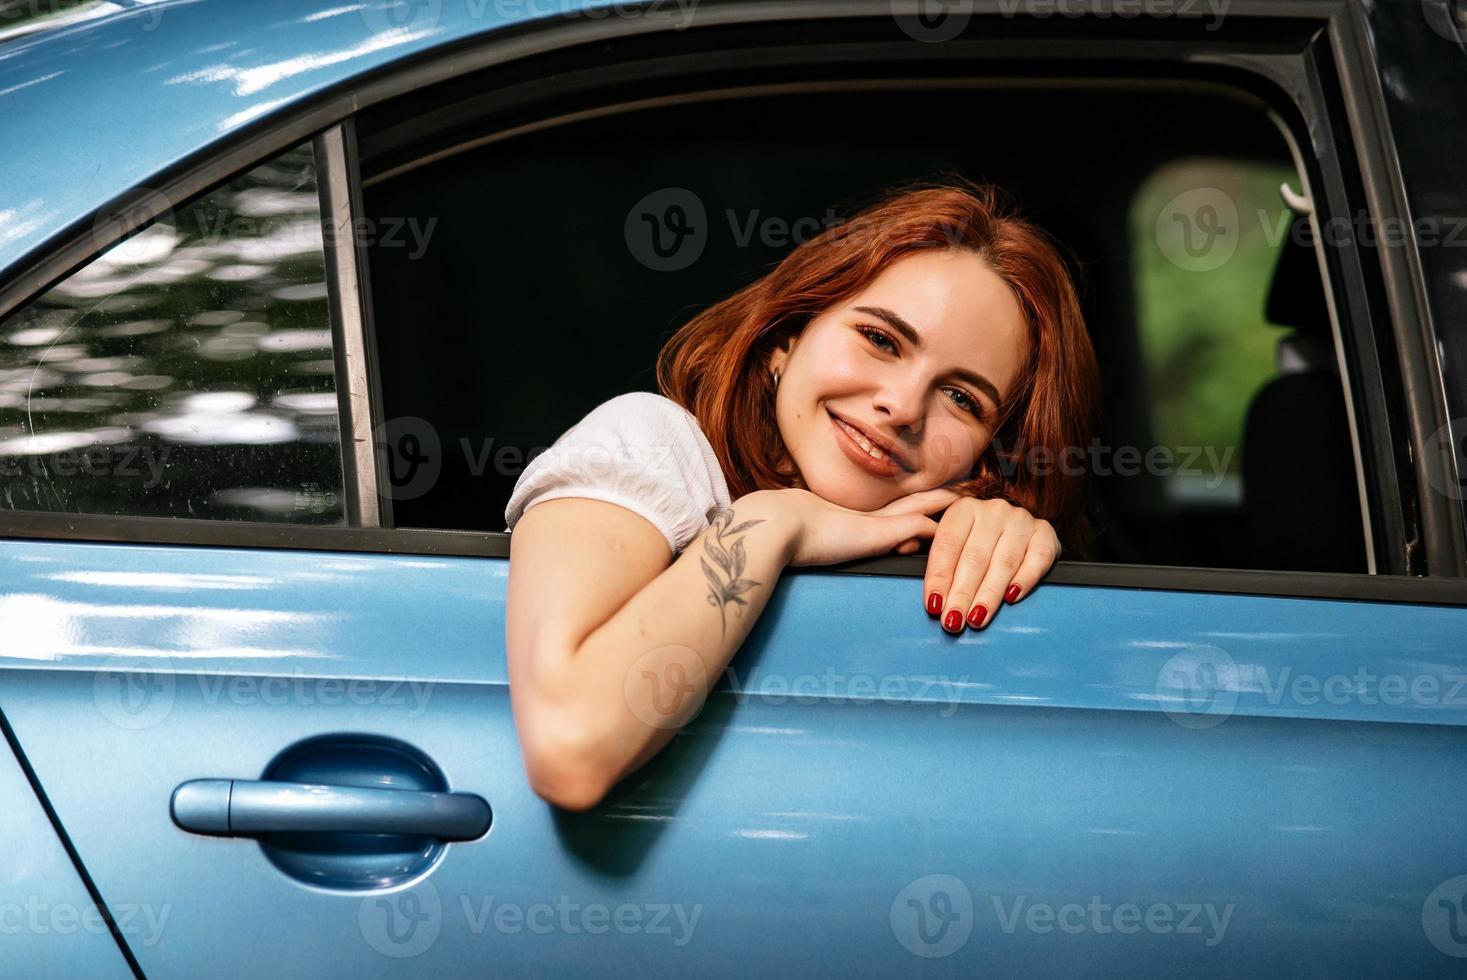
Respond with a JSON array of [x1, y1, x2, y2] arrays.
[[171, 779, 492, 841]]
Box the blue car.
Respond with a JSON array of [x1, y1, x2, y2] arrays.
[[2, 0, 1467, 976]]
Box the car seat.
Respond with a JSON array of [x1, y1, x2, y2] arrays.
[[1240, 213, 1367, 572]]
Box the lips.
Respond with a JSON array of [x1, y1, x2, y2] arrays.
[[828, 410, 912, 473]]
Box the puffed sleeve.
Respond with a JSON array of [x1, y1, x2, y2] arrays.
[[503, 391, 733, 557]]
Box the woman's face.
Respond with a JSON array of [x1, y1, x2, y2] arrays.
[[770, 248, 1030, 511]]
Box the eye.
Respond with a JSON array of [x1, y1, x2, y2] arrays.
[[856, 325, 897, 353], [945, 387, 988, 422]]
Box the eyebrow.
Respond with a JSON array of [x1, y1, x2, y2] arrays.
[[853, 305, 1004, 409]]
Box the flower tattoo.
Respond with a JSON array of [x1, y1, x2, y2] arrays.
[[700, 506, 765, 637]]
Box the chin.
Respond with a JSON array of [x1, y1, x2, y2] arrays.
[[800, 463, 904, 512]]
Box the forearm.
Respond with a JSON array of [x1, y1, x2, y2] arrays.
[[550, 490, 797, 795]]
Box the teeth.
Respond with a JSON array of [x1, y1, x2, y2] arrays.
[[836, 418, 890, 462]]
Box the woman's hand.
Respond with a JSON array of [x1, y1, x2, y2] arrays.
[[766, 487, 963, 568], [922, 497, 1062, 633]]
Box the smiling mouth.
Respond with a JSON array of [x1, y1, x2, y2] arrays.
[[829, 411, 909, 471]]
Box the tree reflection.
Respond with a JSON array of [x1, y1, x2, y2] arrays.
[[0, 142, 344, 524]]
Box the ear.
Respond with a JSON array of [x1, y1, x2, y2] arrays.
[[768, 333, 798, 374]]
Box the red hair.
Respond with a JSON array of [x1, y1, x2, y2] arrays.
[[656, 176, 1101, 558]]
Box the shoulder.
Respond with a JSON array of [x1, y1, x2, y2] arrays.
[[504, 391, 732, 550], [554, 391, 716, 464], [574, 391, 703, 439]]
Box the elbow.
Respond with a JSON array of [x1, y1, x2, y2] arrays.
[[526, 758, 612, 812], [519, 718, 616, 812]]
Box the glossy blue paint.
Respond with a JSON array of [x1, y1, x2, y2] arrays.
[[0, 0, 647, 275], [2, 539, 1467, 975], [0, 731, 134, 978]]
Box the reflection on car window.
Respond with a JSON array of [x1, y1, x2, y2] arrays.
[[0, 141, 344, 524]]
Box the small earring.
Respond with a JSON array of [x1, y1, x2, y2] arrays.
[[772, 368, 781, 388]]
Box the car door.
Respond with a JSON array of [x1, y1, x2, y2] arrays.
[[5, 4, 1467, 980], [8, 528, 1467, 976], [0, 731, 134, 978]]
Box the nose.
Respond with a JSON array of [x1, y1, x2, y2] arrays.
[[871, 372, 926, 438]]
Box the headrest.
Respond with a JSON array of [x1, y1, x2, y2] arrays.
[[1265, 213, 1330, 337], [1277, 332, 1336, 375]]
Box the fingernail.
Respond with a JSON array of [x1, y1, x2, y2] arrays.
[[967, 604, 987, 629], [1005, 584, 1022, 603], [926, 592, 943, 616], [942, 609, 963, 633]]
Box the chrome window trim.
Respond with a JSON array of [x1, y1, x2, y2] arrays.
[[1266, 106, 1377, 574], [315, 123, 382, 528]]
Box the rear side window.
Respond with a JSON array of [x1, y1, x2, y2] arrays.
[[1132, 157, 1296, 504], [1128, 155, 1366, 573], [0, 142, 344, 523]]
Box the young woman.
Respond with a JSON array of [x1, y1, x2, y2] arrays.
[[503, 177, 1099, 810]]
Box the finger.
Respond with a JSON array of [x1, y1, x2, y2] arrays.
[[968, 522, 1036, 630], [886, 515, 939, 557], [877, 487, 961, 518], [922, 504, 975, 621], [849, 514, 940, 560], [1003, 528, 1060, 606], [940, 515, 1006, 634], [895, 512, 947, 555]]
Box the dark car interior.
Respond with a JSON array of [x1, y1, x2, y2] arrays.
[[355, 25, 1367, 573]]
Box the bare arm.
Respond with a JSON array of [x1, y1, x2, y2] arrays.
[[505, 489, 798, 811]]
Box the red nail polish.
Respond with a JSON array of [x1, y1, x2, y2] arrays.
[[926, 592, 943, 615], [943, 609, 963, 632], [1005, 584, 1022, 603], [967, 604, 987, 629]]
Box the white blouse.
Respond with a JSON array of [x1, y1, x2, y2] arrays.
[[503, 391, 733, 556]]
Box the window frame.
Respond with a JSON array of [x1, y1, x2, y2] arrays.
[[0, 0, 1458, 603]]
